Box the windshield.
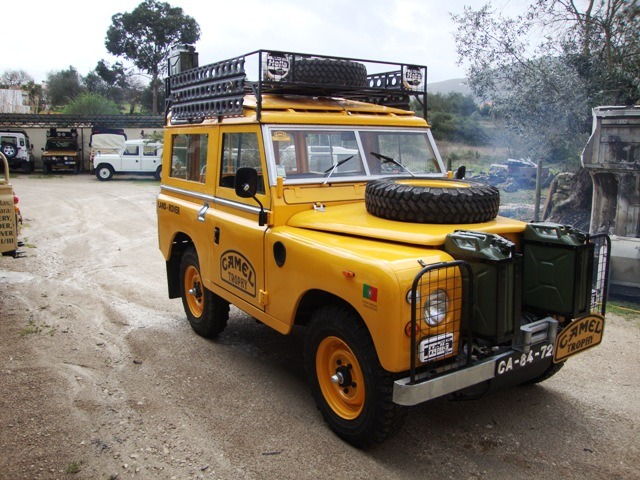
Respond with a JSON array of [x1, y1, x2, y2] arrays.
[[266, 126, 445, 184], [45, 139, 78, 150]]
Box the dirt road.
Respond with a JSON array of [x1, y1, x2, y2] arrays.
[[1, 174, 639, 480]]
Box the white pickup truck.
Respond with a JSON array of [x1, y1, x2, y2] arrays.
[[93, 139, 163, 181]]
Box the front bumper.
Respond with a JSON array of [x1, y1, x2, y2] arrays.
[[393, 317, 558, 406]]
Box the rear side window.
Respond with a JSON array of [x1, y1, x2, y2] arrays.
[[143, 145, 158, 156], [170, 133, 208, 183]]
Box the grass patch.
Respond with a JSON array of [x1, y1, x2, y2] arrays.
[[19, 320, 56, 337], [65, 461, 81, 474], [607, 299, 640, 325]]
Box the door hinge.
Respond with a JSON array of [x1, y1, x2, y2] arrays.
[[259, 290, 269, 305]]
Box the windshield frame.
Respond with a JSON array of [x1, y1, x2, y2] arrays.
[[263, 125, 447, 186]]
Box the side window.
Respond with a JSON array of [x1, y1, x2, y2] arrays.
[[124, 145, 139, 155], [170, 133, 208, 182], [143, 145, 157, 156], [219, 132, 264, 193]]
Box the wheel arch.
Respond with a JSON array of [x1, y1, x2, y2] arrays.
[[166, 232, 194, 299], [294, 290, 363, 328]]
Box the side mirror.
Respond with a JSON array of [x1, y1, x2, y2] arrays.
[[455, 165, 466, 180], [234, 167, 267, 226], [235, 167, 258, 198]]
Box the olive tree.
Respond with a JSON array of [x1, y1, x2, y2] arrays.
[[46, 67, 85, 109], [452, 0, 640, 166], [105, 0, 200, 115]]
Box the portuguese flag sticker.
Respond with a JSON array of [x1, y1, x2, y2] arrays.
[[363, 284, 378, 302]]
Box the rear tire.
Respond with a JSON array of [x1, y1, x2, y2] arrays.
[[304, 305, 406, 447], [21, 161, 34, 174], [179, 246, 229, 337]]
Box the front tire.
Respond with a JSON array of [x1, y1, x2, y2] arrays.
[[95, 164, 114, 181], [304, 305, 406, 447], [521, 361, 565, 385], [179, 246, 229, 337]]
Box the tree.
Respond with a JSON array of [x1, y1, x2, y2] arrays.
[[88, 60, 145, 113], [23, 81, 44, 114], [62, 92, 121, 115], [46, 67, 85, 109], [105, 0, 200, 115], [452, 0, 640, 167], [0, 70, 33, 88]]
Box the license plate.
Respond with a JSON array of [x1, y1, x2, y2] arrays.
[[419, 333, 454, 363], [495, 343, 554, 376]]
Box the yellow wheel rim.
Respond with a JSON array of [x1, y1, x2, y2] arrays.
[[184, 265, 204, 317], [316, 336, 365, 420]]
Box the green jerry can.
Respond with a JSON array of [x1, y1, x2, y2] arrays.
[[522, 222, 594, 318], [444, 230, 522, 344]]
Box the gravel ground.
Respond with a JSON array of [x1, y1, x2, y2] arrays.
[[1, 174, 639, 480]]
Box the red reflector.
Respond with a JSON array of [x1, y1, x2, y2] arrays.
[[13, 195, 19, 204]]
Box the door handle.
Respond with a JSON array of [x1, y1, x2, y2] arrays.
[[197, 203, 209, 222], [214, 227, 220, 244]]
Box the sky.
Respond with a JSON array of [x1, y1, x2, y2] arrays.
[[3, 0, 525, 85]]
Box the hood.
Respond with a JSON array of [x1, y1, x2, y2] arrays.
[[287, 203, 526, 246]]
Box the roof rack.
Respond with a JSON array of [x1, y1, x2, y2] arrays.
[[166, 48, 427, 123]]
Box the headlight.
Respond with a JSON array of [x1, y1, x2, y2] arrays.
[[424, 289, 449, 326]]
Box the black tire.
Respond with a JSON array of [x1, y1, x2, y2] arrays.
[[294, 58, 367, 87], [365, 177, 500, 224], [95, 164, 114, 181], [1, 143, 17, 159], [179, 246, 229, 337], [521, 361, 565, 385], [21, 161, 34, 174], [43, 163, 51, 175], [154, 165, 162, 181], [304, 305, 406, 447]]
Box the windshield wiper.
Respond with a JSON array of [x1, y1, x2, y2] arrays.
[[323, 155, 354, 184], [370, 151, 415, 176]]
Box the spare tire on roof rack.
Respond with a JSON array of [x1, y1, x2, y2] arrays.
[[365, 177, 500, 224], [293, 58, 368, 87]]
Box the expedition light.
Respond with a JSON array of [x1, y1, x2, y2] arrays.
[[424, 289, 449, 326]]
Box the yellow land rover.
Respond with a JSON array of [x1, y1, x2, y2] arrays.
[[157, 49, 611, 447]]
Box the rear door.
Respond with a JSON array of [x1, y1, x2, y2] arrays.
[[140, 143, 162, 173]]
